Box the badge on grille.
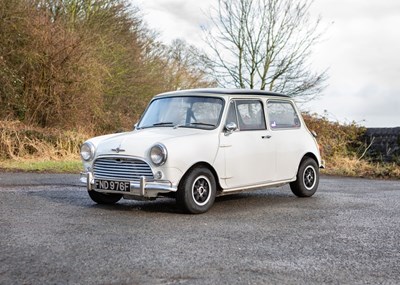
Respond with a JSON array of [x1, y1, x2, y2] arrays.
[[111, 147, 125, 153]]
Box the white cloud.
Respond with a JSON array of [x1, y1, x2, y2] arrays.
[[135, 0, 212, 45], [306, 0, 400, 127]]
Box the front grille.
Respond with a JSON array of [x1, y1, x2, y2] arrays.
[[93, 157, 154, 182]]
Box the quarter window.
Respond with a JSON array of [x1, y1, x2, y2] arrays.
[[267, 101, 301, 129], [226, 101, 239, 126]]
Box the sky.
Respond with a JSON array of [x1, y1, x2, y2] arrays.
[[134, 0, 400, 127]]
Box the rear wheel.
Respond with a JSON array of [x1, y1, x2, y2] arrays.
[[88, 190, 122, 204], [177, 167, 216, 214], [290, 157, 319, 197]]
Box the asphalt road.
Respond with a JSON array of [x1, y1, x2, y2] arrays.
[[0, 173, 399, 285]]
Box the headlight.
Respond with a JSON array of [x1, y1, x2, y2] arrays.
[[150, 143, 167, 166], [80, 142, 95, 161]]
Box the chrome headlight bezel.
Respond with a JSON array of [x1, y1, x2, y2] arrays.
[[80, 142, 96, 162], [150, 143, 168, 166]]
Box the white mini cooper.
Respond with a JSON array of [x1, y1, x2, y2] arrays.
[[80, 89, 324, 213]]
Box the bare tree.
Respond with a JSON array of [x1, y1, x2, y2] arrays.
[[164, 39, 216, 90], [203, 0, 327, 100]]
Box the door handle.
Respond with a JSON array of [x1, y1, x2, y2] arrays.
[[262, 135, 272, 139]]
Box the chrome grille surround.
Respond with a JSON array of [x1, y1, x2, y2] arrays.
[[93, 156, 154, 182]]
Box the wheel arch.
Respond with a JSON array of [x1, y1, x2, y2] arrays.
[[302, 152, 319, 165], [290, 152, 320, 197], [179, 162, 222, 192], [295, 152, 320, 176]]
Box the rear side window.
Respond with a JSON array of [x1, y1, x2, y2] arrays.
[[267, 101, 301, 129]]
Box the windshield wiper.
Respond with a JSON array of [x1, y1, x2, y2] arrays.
[[138, 122, 174, 129], [174, 122, 216, 129], [152, 122, 174, 127], [190, 122, 216, 127]]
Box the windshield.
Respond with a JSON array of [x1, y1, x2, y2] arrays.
[[137, 96, 224, 130]]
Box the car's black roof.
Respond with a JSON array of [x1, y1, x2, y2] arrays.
[[156, 88, 289, 98]]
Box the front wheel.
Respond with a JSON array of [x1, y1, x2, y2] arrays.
[[88, 190, 122, 204], [290, 157, 319, 197], [177, 167, 216, 214]]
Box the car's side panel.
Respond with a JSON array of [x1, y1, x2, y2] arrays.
[[264, 99, 322, 181], [218, 130, 276, 188], [271, 128, 313, 180]]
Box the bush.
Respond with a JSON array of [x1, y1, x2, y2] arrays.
[[0, 0, 214, 133], [303, 113, 400, 179], [303, 113, 366, 159]]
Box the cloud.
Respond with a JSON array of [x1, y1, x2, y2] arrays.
[[312, 0, 400, 20], [136, 0, 212, 45], [308, 0, 400, 126], [303, 85, 400, 127], [151, 0, 209, 25]]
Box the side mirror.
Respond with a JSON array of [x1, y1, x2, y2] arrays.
[[133, 123, 138, 130], [225, 122, 238, 135]]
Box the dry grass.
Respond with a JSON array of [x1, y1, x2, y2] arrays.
[[0, 120, 86, 173], [322, 155, 400, 179], [0, 120, 89, 160], [0, 159, 82, 173]]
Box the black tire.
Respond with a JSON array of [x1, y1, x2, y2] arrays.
[[177, 167, 216, 214], [88, 190, 122, 205], [290, 157, 319, 197]]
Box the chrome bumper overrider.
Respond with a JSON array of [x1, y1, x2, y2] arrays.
[[80, 172, 177, 198]]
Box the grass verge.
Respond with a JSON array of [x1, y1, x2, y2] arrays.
[[321, 156, 400, 179], [0, 159, 82, 173]]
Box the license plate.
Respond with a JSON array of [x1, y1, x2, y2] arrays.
[[94, 179, 130, 192]]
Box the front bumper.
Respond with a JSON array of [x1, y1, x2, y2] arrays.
[[80, 172, 177, 199]]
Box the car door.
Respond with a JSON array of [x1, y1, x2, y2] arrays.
[[219, 99, 276, 188], [266, 100, 303, 180]]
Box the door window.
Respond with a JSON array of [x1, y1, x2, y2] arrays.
[[227, 100, 266, 131]]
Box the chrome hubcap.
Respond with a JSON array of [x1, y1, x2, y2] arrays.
[[192, 176, 211, 206], [303, 165, 316, 190]]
